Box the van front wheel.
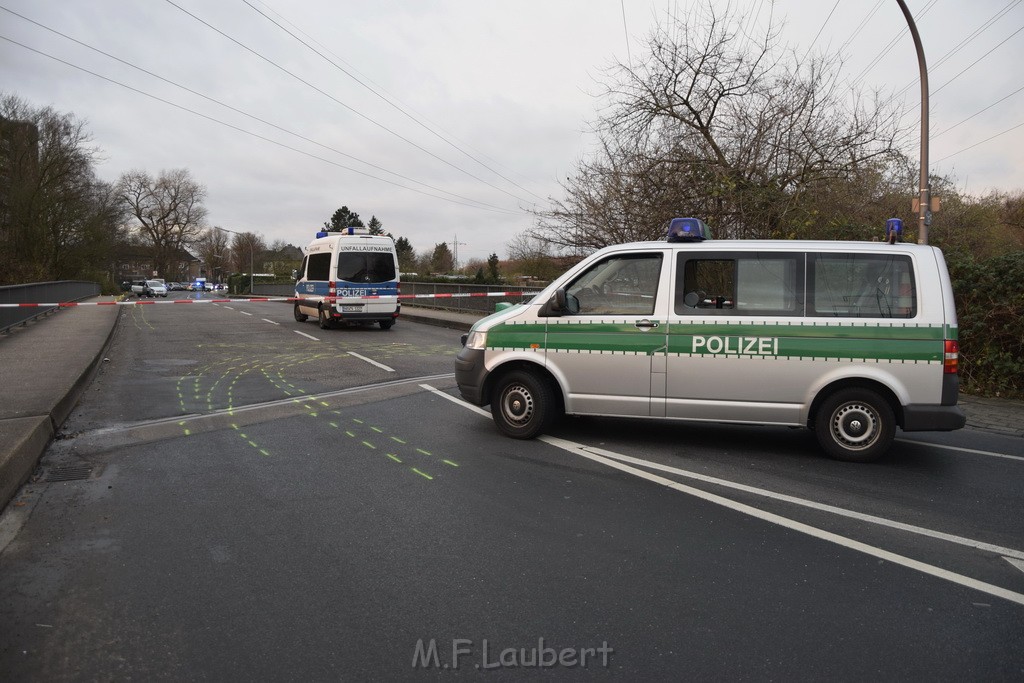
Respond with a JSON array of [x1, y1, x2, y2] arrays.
[[318, 306, 333, 330], [491, 369, 558, 439], [294, 304, 308, 322], [815, 388, 895, 463]]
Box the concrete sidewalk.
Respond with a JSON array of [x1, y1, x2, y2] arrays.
[[1, 299, 1021, 511], [0, 299, 120, 509]]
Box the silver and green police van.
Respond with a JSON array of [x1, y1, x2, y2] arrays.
[[455, 218, 966, 462], [294, 227, 400, 330]]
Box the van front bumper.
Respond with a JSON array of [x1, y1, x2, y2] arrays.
[[902, 404, 967, 432], [455, 347, 487, 405]]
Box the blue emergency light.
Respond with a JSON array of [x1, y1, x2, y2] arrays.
[[667, 217, 711, 242], [886, 218, 903, 244], [321, 226, 368, 236]]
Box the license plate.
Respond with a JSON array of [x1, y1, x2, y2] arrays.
[[342, 305, 362, 312]]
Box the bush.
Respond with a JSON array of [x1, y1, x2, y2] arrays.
[[947, 250, 1024, 398]]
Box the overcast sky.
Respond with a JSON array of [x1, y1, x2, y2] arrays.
[[3, 0, 1023, 263]]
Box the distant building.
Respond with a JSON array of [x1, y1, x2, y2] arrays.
[[260, 244, 302, 276], [112, 244, 201, 284]]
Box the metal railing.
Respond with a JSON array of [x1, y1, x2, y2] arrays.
[[0, 281, 101, 334], [252, 281, 544, 314]]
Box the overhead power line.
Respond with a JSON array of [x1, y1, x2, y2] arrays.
[[0, 5, 519, 215], [241, 0, 548, 205], [934, 119, 1024, 163], [0, 34, 523, 216], [162, 0, 536, 208], [849, 0, 938, 88], [892, 0, 1023, 100], [932, 22, 1024, 96], [803, 0, 841, 59], [933, 82, 1024, 138]]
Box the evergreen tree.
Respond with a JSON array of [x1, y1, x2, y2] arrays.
[[324, 206, 364, 231]]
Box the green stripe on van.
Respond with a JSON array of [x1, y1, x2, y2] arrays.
[[487, 323, 546, 349], [486, 320, 950, 362]]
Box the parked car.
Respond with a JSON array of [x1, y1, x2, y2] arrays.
[[130, 280, 151, 297], [150, 280, 168, 297]]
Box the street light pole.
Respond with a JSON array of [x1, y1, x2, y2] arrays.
[[896, 0, 930, 245]]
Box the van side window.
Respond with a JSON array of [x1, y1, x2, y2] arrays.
[[307, 253, 331, 281], [298, 255, 308, 278], [809, 253, 916, 318], [566, 253, 663, 315], [676, 253, 801, 316]]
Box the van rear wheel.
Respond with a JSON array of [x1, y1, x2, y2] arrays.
[[491, 369, 558, 439], [379, 319, 394, 330], [815, 388, 895, 463], [294, 303, 308, 322]]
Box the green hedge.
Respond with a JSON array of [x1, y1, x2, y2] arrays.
[[947, 250, 1024, 398]]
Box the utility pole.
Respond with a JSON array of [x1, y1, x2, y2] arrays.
[[452, 234, 467, 271], [896, 0, 930, 245]]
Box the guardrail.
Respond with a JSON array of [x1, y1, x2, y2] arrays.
[[253, 282, 544, 314], [0, 281, 101, 334]]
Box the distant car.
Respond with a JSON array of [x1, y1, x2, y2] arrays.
[[130, 280, 152, 297], [146, 280, 168, 297]]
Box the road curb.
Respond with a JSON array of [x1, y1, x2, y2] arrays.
[[50, 306, 121, 429], [0, 416, 53, 510]]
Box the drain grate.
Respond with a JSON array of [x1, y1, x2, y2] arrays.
[[44, 464, 96, 482]]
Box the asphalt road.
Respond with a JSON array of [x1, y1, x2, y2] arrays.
[[1, 294, 1023, 681]]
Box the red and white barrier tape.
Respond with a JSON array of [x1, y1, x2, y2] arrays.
[[0, 291, 538, 308]]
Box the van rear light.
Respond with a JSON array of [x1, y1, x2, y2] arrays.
[[328, 280, 336, 302], [944, 339, 960, 374]]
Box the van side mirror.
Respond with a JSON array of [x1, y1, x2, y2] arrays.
[[291, 269, 299, 280], [540, 288, 579, 317]]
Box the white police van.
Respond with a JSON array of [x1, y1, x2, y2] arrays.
[[455, 218, 966, 462], [294, 227, 400, 330]]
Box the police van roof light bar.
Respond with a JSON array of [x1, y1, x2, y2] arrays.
[[318, 226, 371, 238], [667, 217, 711, 242], [886, 218, 903, 245]]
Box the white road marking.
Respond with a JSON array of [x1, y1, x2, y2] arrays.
[[896, 438, 1024, 462], [567, 443, 1024, 561], [348, 351, 394, 372], [424, 384, 491, 416], [223, 306, 234, 310], [541, 435, 1024, 608], [294, 330, 319, 341], [240, 311, 253, 316], [423, 383, 1024, 607], [262, 318, 280, 325], [1005, 557, 1024, 575]]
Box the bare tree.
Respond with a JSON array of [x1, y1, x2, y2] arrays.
[[229, 231, 266, 274], [118, 168, 208, 277], [1, 93, 123, 284], [505, 231, 569, 281], [195, 227, 231, 282], [532, 2, 904, 251]]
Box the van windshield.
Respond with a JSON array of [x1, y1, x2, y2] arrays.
[[336, 253, 396, 284]]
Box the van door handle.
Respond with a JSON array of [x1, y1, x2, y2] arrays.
[[635, 319, 660, 330]]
